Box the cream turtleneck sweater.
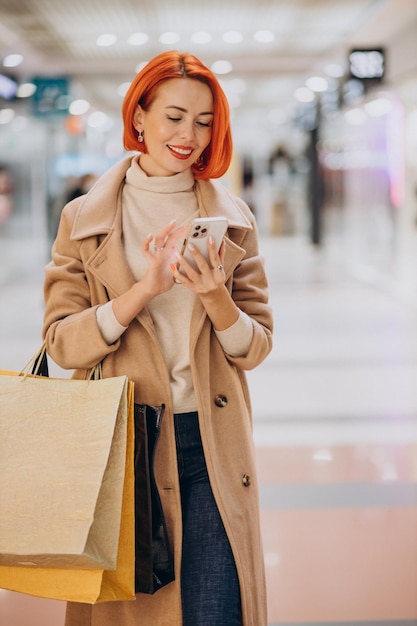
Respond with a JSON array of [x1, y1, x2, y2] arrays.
[[96, 156, 253, 413]]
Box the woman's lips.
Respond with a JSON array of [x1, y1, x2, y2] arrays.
[[167, 145, 194, 160]]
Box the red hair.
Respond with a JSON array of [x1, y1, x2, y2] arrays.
[[122, 51, 233, 180]]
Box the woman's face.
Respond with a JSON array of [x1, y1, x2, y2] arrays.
[[134, 78, 214, 177]]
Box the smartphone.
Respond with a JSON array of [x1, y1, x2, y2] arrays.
[[179, 217, 228, 274]]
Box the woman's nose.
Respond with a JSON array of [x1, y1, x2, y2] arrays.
[[179, 122, 195, 140]]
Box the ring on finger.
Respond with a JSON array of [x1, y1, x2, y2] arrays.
[[215, 264, 224, 271], [154, 245, 165, 252]]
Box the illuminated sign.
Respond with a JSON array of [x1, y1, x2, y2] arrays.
[[349, 48, 385, 82], [31, 76, 70, 115]]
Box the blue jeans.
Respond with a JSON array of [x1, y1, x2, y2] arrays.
[[174, 412, 242, 626]]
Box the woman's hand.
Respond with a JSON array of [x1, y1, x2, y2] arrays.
[[141, 220, 188, 296], [111, 220, 187, 327], [171, 235, 226, 295], [171, 236, 240, 331]]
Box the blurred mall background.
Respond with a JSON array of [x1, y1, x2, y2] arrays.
[[1, 1, 417, 624]]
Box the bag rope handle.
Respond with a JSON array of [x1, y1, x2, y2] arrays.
[[20, 343, 102, 381]]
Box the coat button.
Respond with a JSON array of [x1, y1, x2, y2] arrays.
[[214, 394, 228, 408], [242, 474, 251, 487]]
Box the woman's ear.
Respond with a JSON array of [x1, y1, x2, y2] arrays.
[[133, 105, 144, 131]]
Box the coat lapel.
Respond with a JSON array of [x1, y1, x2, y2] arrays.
[[195, 178, 252, 230], [69, 157, 136, 299]]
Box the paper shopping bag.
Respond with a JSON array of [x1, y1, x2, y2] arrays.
[[0, 369, 135, 603]]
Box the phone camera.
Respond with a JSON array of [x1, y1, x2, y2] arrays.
[[191, 223, 208, 239]]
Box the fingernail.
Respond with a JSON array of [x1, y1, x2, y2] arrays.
[[170, 263, 176, 272], [188, 242, 195, 251]]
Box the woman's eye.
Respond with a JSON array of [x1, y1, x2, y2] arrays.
[[166, 115, 211, 127]]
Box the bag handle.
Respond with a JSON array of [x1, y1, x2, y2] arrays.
[[20, 343, 102, 380], [30, 343, 49, 377]]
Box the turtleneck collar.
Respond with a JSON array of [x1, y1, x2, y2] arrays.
[[125, 155, 195, 194]]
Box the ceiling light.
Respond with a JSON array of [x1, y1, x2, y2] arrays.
[[96, 34, 117, 47], [128, 33, 149, 46], [294, 87, 315, 103], [306, 76, 328, 92], [254, 30, 275, 43], [222, 31, 243, 44], [3, 54, 23, 68], [69, 99, 90, 115], [159, 32, 180, 45], [191, 31, 212, 44], [211, 60, 232, 75], [17, 82, 37, 98]]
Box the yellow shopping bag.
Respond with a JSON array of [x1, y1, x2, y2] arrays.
[[0, 359, 135, 603]]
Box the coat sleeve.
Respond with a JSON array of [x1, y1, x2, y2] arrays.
[[42, 203, 121, 370], [225, 200, 273, 370]]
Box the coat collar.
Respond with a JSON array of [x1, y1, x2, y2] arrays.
[[70, 155, 252, 241], [70, 157, 131, 240]]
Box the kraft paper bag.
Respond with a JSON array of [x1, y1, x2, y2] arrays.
[[0, 370, 135, 603]]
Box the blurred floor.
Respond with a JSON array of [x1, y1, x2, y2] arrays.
[[1, 233, 417, 625], [252, 236, 417, 625]]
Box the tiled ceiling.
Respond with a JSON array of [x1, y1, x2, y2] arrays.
[[1, 0, 416, 143]]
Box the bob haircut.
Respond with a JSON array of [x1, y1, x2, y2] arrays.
[[122, 50, 233, 180]]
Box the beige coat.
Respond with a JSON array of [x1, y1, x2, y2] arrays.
[[43, 156, 273, 626]]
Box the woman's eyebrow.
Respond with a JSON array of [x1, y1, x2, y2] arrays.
[[166, 105, 213, 115]]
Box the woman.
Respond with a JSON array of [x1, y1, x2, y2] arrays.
[[43, 50, 273, 626]]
